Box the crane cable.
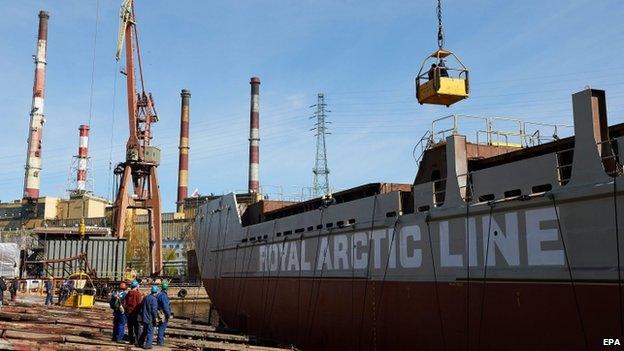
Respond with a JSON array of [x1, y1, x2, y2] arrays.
[[107, 60, 119, 202], [426, 214, 447, 350], [87, 0, 100, 126], [437, 0, 445, 49], [374, 217, 400, 350], [302, 209, 327, 344], [192, 209, 214, 321], [258, 220, 278, 334], [262, 236, 289, 334], [356, 195, 379, 350], [476, 203, 494, 349], [549, 194, 589, 350], [613, 174, 623, 340]]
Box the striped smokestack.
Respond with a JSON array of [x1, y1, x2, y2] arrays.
[[23, 10, 50, 200], [76, 125, 90, 192], [248, 77, 260, 194], [176, 89, 191, 212]]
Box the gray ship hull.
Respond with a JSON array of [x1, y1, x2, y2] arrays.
[[195, 89, 624, 350]]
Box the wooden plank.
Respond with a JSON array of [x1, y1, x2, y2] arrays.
[[0, 300, 289, 351], [2, 329, 66, 342]]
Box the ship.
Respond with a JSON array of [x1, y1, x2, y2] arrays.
[[194, 88, 624, 350]]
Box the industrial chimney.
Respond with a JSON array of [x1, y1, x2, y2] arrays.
[[176, 89, 191, 213], [248, 77, 260, 195], [75, 124, 90, 193], [23, 10, 50, 200]]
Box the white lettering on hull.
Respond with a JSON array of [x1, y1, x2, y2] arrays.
[[399, 225, 421, 268], [483, 213, 520, 266], [440, 221, 462, 267], [255, 207, 565, 273], [526, 207, 565, 266]]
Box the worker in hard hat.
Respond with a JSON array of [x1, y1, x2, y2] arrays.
[[110, 282, 128, 343], [139, 285, 159, 349], [44, 276, 54, 305], [124, 280, 143, 347], [156, 280, 172, 346]]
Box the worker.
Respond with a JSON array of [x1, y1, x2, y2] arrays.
[[44, 276, 54, 305], [139, 286, 159, 349], [9, 278, 18, 302], [110, 282, 128, 343], [0, 277, 6, 306], [58, 279, 70, 305], [438, 59, 449, 77], [123, 280, 143, 347], [156, 281, 172, 346], [428, 63, 437, 80]]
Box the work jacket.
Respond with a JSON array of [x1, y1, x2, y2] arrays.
[[141, 293, 158, 325], [109, 290, 126, 313], [156, 291, 172, 319], [123, 289, 143, 316], [44, 280, 53, 293]]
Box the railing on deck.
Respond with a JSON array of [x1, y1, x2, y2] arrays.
[[597, 139, 623, 177], [423, 114, 572, 149]]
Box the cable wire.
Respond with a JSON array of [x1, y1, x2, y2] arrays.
[[87, 0, 100, 126], [613, 175, 624, 340], [550, 194, 589, 350], [356, 195, 379, 350], [476, 203, 494, 349], [437, 0, 444, 49], [426, 215, 447, 350]]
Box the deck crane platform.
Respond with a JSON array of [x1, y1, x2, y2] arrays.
[[112, 0, 163, 276], [416, 0, 469, 107]]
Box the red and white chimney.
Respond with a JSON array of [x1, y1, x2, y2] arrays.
[[76, 124, 90, 192], [176, 89, 191, 212], [23, 10, 50, 200], [248, 77, 260, 194]]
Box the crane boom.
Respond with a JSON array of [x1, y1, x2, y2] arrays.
[[112, 0, 163, 276], [115, 0, 132, 61]]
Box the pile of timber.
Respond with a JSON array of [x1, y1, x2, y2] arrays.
[[0, 301, 293, 350]]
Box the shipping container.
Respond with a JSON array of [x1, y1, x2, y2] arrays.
[[43, 237, 126, 280]]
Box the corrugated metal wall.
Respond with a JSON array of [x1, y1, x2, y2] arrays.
[[44, 238, 126, 279], [134, 214, 192, 240]]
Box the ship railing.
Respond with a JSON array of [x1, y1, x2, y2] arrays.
[[260, 185, 317, 203], [596, 138, 623, 177], [457, 172, 473, 201], [431, 114, 489, 144], [412, 130, 433, 164], [555, 147, 575, 185], [523, 121, 571, 147], [432, 178, 447, 207], [428, 114, 572, 149]]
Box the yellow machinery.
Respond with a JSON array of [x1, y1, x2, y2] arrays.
[[62, 272, 96, 308], [416, 0, 469, 107]]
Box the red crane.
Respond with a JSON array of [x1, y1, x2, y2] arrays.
[[112, 0, 163, 276]]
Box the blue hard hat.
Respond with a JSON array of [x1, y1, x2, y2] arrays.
[[130, 280, 139, 288], [151, 285, 159, 294]]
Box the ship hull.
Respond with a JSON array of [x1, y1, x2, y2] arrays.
[[204, 277, 622, 351], [194, 88, 624, 350]]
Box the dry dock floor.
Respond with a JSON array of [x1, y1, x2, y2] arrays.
[[0, 295, 293, 351]]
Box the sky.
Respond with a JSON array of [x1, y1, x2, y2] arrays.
[[0, 0, 623, 212]]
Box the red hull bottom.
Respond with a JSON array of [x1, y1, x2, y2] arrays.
[[204, 278, 623, 351]]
